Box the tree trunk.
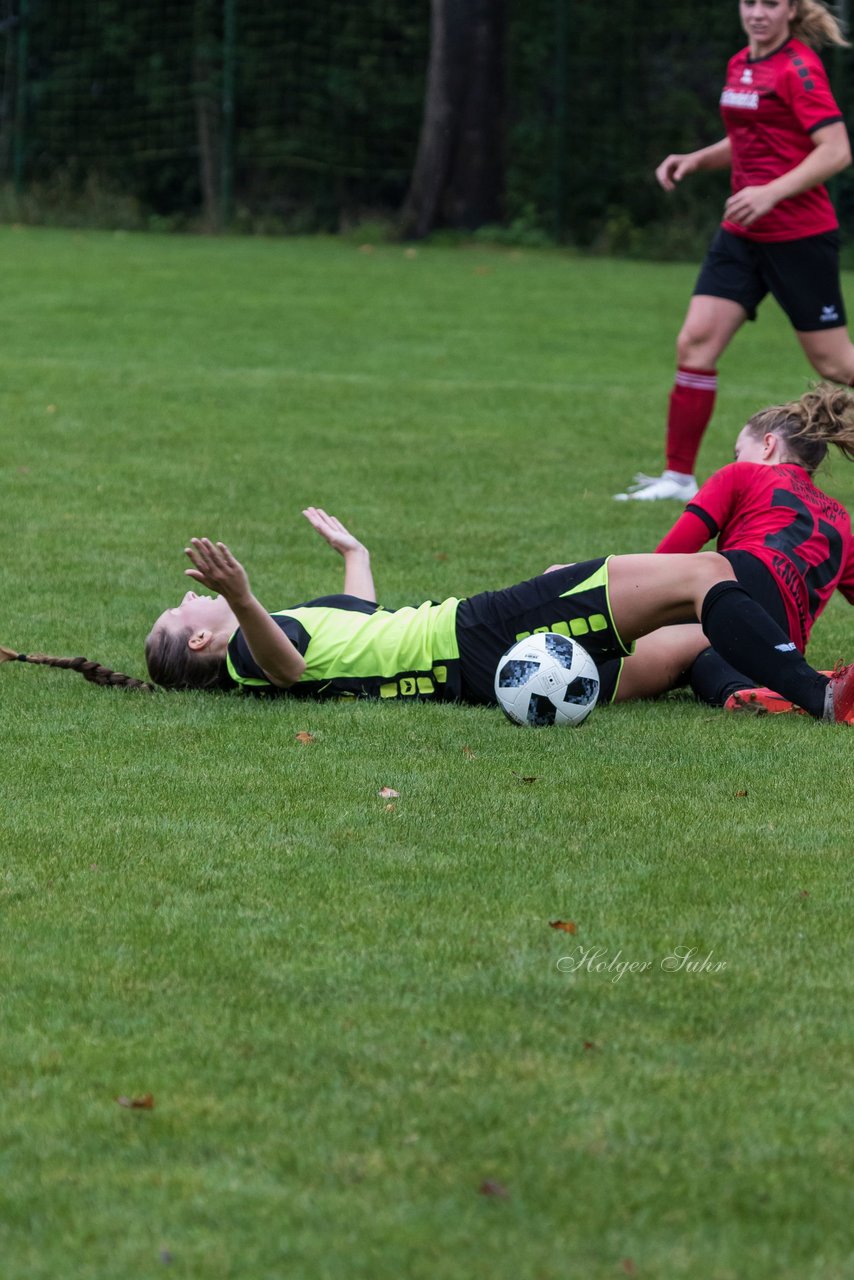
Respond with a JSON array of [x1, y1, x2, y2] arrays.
[[193, 0, 219, 232], [400, 0, 506, 239]]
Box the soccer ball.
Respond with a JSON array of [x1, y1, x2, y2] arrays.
[[494, 631, 600, 727]]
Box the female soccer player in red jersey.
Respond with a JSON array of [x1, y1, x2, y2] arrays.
[[3, 502, 854, 721], [615, 0, 854, 502], [605, 382, 854, 710]]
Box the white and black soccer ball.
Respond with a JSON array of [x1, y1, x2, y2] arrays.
[[494, 631, 600, 727]]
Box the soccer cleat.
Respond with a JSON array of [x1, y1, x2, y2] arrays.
[[825, 663, 854, 724], [613, 470, 699, 502], [724, 671, 838, 719], [724, 687, 805, 715]]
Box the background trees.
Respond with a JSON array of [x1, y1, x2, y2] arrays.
[[1, 0, 851, 249]]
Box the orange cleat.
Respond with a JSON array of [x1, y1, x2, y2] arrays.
[[724, 687, 806, 715]]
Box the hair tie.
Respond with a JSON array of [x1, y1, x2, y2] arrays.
[[16, 653, 28, 662]]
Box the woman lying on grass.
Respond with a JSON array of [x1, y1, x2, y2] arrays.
[[3, 507, 853, 722], [601, 381, 854, 713]]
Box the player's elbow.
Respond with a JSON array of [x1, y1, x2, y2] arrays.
[[264, 653, 307, 688]]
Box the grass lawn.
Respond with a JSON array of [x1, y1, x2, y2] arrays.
[[0, 227, 851, 1280]]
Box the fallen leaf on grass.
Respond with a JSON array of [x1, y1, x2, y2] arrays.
[[294, 731, 316, 744], [462, 745, 476, 759], [433, 551, 449, 562], [378, 786, 400, 799], [384, 803, 396, 813], [799, 890, 810, 898], [116, 1093, 155, 1109], [734, 789, 748, 798], [622, 1260, 637, 1276], [512, 773, 537, 784], [478, 1179, 509, 1199], [549, 920, 577, 934], [583, 1040, 598, 1051]]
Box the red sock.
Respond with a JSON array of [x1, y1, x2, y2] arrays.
[[665, 367, 717, 474]]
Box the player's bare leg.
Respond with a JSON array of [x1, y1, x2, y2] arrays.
[[607, 553, 835, 718], [796, 324, 854, 385], [614, 624, 709, 701]]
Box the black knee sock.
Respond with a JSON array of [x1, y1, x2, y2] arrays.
[[701, 581, 829, 718], [689, 646, 754, 707]]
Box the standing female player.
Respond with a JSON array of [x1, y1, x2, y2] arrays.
[[615, 0, 854, 502], [3, 507, 853, 722], [603, 382, 854, 710]]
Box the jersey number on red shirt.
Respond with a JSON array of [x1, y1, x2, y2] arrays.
[[764, 488, 845, 617]]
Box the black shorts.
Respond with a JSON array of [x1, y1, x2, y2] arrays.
[[456, 557, 630, 704], [693, 228, 846, 331]]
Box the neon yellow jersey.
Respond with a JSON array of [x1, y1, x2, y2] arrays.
[[226, 593, 461, 701]]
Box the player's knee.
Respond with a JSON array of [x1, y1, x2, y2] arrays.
[[807, 346, 854, 384], [676, 325, 713, 367]]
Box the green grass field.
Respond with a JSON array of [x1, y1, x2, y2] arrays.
[[1, 227, 851, 1280]]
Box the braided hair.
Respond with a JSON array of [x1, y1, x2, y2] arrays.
[[744, 382, 854, 474], [0, 645, 156, 690]]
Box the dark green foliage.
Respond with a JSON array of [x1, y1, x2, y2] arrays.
[[1, 1, 853, 249]]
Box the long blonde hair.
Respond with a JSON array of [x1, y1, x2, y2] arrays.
[[791, 0, 850, 48]]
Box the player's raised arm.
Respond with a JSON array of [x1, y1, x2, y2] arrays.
[[184, 538, 306, 687], [302, 507, 377, 602]]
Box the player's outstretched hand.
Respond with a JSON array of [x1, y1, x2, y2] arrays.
[[303, 507, 367, 557], [184, 537, 252, 607]]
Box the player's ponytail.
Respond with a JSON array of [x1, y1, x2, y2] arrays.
[[745, 382, 854, 473], [0, 644, 157, 690], [791, 0, 850, 48]]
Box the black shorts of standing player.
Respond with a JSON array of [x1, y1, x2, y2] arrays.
[[596, 548, 792, 706], [455, 558, 632, 704], [694, 228, 847, 331]]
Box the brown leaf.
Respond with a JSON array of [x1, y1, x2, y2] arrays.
[[378, 786, 400, 799], [433, 551, 449, 562], [478, 1179, 509, 1199], [583, 1040, 598, 1051], [116, 1093, 155, 1109], [462, 745, 476, 759], [294, 731, 316, 744], [549, 920, 577, 934], [734, 789, 748, 798], [384, 803, 396, 813], [512, 773, 537, 784], [622, 1261, 637, 1276], [799, 889, 810, 898]]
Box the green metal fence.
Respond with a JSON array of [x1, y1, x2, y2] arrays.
[[1, 0, 853, 246]]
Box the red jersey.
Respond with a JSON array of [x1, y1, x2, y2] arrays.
[[656, 461, 854, 650], [720, 38, 843, 242]]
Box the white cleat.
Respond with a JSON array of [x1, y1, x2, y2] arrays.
[[613, 470, 699, 502]]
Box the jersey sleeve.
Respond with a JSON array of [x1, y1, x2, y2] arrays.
[[779, 49, 843, 134], [655, 510, 714, 554], [228, 614, 309, 685], [656, 466, 741, 552]]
